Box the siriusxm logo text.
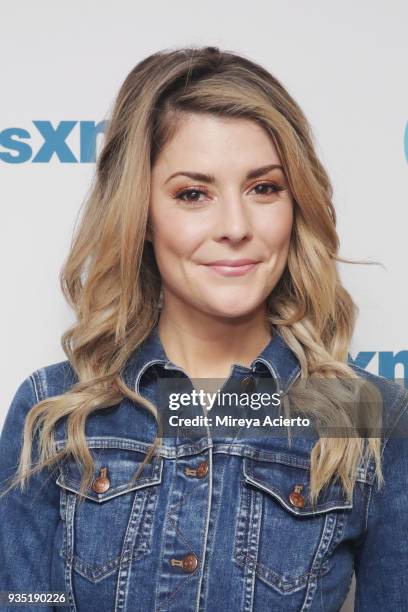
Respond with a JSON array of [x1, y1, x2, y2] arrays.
[[2, 121, 408, 163], [349, 350, 408, 380], [0, 121, 107, 163]]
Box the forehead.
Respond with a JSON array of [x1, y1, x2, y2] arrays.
[[152, 112, 281, 175]]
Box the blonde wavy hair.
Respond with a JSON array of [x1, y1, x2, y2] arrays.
[[2, 45, 384, 508]]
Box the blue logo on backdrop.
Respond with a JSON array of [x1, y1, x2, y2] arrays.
[[2, 121, 408, 163], [0, 121, 107, 163], [348, 350, 408, 381]]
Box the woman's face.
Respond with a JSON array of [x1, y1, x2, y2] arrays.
[[148, 112, 294, 319]]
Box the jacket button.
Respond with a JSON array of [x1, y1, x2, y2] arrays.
[[170, 552, 199, 573], [240, 375, 256, 393], [92, 467, 110, 493], [289, 484, 305, 508], [196, 460, 209, 478], [184, 460, 209, 478], [181, 553, 198, 573]]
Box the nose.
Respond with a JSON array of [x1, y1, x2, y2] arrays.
[[213, 194, 252, 243]]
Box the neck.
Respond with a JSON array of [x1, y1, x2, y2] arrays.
[[157, 299, 272, 379]]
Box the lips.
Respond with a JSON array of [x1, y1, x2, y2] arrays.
[[203, 260, 260, 277], [205, 259, 259, 267]]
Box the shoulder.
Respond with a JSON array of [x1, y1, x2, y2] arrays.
[[6, 359, 78, 419], [348, 363, 408, 455], [30, 359, 78, 401], [1, 360, 78, 448]]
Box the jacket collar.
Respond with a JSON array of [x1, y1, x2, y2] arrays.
[[122, 324, 301, 396]]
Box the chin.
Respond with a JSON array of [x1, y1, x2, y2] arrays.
[[204, 300, 261, 319]]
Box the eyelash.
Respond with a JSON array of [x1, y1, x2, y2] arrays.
[[173, 182, 285, 203]]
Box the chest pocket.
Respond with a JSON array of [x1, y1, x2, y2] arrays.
[[233, 454, 353, 595], [56, 441, 163, 583]]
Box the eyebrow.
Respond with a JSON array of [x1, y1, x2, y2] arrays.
[[164, 164, 284, 185]]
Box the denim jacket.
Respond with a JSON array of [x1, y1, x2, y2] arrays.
[[1, 325, 408, 612]]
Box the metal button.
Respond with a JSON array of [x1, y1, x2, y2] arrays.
[[92, 467, 110, 493], [184, 460, 208, 478], [182, 553, 198, 573], [289, 484, 305, 508], [170, 552, 198, 573], [240, 375, 256, 393], [196, 460, 208, 478]]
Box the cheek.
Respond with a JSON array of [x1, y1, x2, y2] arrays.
[[257, 204, 293, 251], [150, 213, 206, 264]]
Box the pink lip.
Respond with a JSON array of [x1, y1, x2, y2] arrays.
[[203, 260, 260, 277], [206, 259, 259, 267]]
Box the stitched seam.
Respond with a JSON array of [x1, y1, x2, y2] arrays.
[[29, 372, 40, 403], [361, 471, 374, 537], [380, 391, 408, 457], [361, 387, 408, 484]]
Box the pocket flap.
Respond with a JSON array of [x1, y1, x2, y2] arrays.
[[243, 456, 353, 516], [56, 446, 163, 502]]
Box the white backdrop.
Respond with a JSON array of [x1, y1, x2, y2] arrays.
[[1, 2, 407, 609]]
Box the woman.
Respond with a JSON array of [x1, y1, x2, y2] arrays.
[[0, 46, 407, 612]]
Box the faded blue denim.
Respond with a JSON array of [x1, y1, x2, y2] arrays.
[[1, 325, 408, 611]]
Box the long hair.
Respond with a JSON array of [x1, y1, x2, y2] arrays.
[[1, 45, 383, 508]]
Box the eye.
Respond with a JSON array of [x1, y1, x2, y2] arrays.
[[174, 187, 209, 203], [173, 181, 285, 204], [250, 182, 285, 196]]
